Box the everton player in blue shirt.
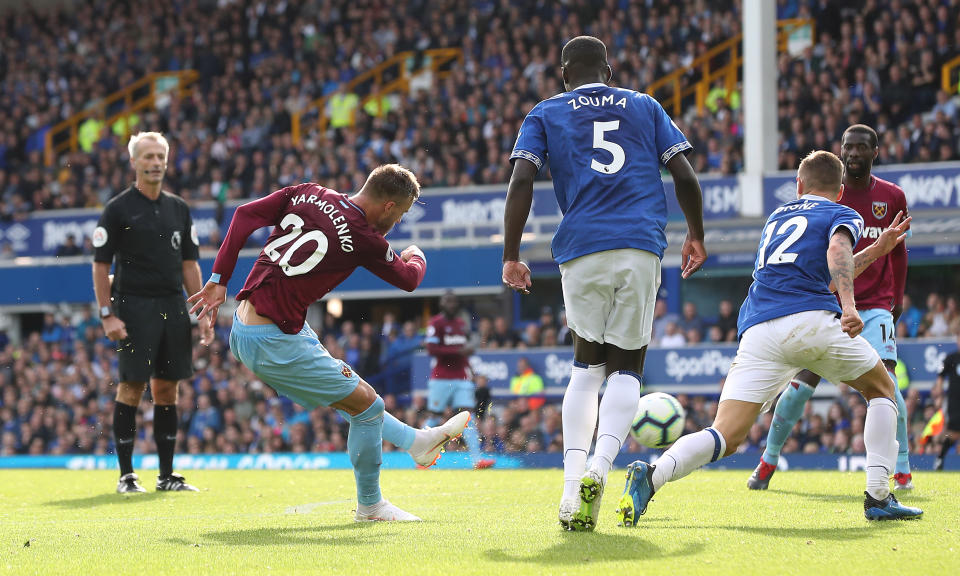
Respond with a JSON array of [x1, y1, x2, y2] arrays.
[[617, 151, 922, 524], [502, 36, 707, 531]]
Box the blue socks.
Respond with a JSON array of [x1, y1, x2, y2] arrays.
[[382, 411, 417, 451], [340, 408, 416, 451], [348, 396, 385, 506], [762, 380, 815, 466], [891, 371, 912, 475]]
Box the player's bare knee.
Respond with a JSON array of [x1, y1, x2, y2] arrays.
[[333, 380, 379, 416], [847, 361, 895, 401], [116, 381, 146, 405], [794, 369, 822, 388], [151, 381, 179, 405]]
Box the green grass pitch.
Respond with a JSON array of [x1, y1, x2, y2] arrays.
[[1, 469, 957, 575]]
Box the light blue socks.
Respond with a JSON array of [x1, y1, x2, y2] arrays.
[[340, 408, 416, 451], [382, 411, 416, 451], [762, 380, 815, 466], [891, 371, 911, 475], [348, 396, 385, 506]]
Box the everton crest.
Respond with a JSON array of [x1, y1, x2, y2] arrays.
[[871, 201, 887, 219]]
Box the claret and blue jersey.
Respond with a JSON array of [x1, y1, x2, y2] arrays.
[[510, 83, 691, 264], [737, 194, 864, 337]]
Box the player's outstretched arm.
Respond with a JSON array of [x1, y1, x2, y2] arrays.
[[665, 153, 706, 278], [502, 159, 537, 294], [188, 281, 227, 324], [182, 260, 214, 345], [827, 211, 910, 293], [365, 244, 426, 292], [827, 229, 862, 337]]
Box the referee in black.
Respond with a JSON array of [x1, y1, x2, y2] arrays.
[[934, 331, 960, 471], [92, 131, 213, 493]]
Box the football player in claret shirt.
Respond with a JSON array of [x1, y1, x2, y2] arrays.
[[189, 165, 469, 522], [749, 124, 916, 491], [618, 151, 921, 524], [424, 291, 495, 469]]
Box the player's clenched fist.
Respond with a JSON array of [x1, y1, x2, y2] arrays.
[[840, 306, 863, 338], [401, 245, 425, 262]]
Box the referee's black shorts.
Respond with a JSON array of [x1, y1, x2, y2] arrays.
[[114, 293, 193, 382], [948, 390, 960, 433]]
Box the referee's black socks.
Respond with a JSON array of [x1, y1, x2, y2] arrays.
[[154, 405, 178, 479], [113, 402, 138, 476]]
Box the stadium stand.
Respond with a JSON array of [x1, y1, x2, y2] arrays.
[[1, 281, 955, 457]]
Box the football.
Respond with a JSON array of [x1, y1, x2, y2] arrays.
[[630, 392, 686, 448]]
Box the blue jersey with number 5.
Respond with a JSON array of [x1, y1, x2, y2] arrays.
[[510, 83, 691, 264], [737, 194, 864, 337]]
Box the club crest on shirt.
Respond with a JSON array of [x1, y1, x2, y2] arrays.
[[872, 201, 887, 219], [171, 230, 182, 250], [341, 363, 353, 379]]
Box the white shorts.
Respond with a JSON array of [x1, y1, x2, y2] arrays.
[[559, 248, 660, 350], [719, 310, 881, 412]]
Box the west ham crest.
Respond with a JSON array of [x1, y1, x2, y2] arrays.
[[341, 363, 353, 378], [871, 201, 887, 219]]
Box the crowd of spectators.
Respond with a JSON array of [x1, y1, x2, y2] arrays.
[[3, 0, 958, 226], [775, 0, 960, 169], [0, 0, 747, 221], [644, 291, 960, 347], [2, 286, 957, 459]]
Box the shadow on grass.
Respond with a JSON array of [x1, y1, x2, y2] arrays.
[[484, 533, 705, 565], [171, 522, 384, 547], [45, 492, 165, 509], [769, 489, 932, 504], [668, 521, 905, 541]]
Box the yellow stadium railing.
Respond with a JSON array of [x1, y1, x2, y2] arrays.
[[647, 18, 815, 116], [291, 48, 462, 145], [44, 70, 199, 166], [942, 54, 960, 93]]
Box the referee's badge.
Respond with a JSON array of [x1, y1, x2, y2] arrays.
[[92, 226, 108, 248], [171, 230, 181, 250], [872, 201, 887, 219]]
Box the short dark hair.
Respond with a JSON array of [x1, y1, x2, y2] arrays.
[[798, 150, 843, 195], [364, 164, 420, 201], [561, 36, 608, 72], [843, 124, 878, 148]]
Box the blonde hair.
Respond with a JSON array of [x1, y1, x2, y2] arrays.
[[798, 150, 843, 197], [127, 132, 170, 160], [364, 164, 421, 201]]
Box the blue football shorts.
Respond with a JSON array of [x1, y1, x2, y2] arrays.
[[859, 308, 897, 363], [230, 312, 360, 409], [427, 378, 475, 412]]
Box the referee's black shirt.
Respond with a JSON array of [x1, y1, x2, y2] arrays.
[[93, 185, 199, 297]]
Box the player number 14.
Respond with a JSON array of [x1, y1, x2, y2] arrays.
[[262, 213, 329, 276]]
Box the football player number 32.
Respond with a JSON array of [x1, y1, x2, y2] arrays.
[[757, 215, 808, 269], [263, 213, 328, 276], [591, 120, 625, 174]]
